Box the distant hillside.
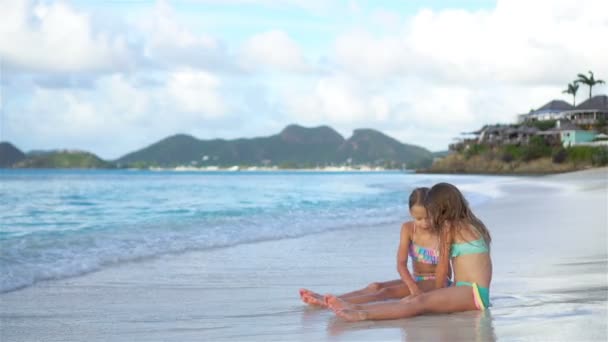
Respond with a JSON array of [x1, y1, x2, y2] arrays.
[[338, 129, 433, 168], [0, 142, 26, 168], [2, 125, 434, 169], [117, 125, 346, 167], [117, 124, 433, 168], [14, 150, 111, 169], [432, 150, 450, 158]]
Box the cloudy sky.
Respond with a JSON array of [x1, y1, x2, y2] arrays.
[[1, 0, 607, 159]]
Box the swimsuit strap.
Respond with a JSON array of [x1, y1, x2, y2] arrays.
[[412, 222, 417, 241]]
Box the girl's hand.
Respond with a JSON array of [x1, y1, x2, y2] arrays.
[[400, 291, 422, 303], [407, 286, 422, 298]]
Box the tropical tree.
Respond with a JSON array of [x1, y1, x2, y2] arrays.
[[575, 70, 605, 99], [562, 82, 579, 106]]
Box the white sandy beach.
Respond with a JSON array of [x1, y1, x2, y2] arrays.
[[1, 168, 607, 341]]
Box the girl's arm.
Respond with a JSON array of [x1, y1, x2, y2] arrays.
[[435, 226, 453, 289], [447, 259, 453, 283], [396, 222, 422, 296]]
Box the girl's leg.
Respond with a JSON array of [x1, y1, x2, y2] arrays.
[[334, 279, 436, 305], [338, 283, 410, 304], [300, 279, 403, 306], [329, 286, 478, 321], [339, 279, 403, 299]]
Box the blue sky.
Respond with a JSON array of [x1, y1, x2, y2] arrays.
[[1, 0, 607, 159]]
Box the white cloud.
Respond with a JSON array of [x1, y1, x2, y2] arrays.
[[333, 0, 608, 85], [100, 75, 151, 123], [333, 30, 411, 79], [166, 69, 226, 117], [241, 30, 311, 72], [0, 0, 132, 73], [13, 76, 149, 143], [281, 75, 360, 124], [181, 0, 335, 14], [280, 74, 397, 129], [137, 0, 229, 69], [313, 0, 608, 149], [4, 70, 229, 158], [371, 8, 401, 31]]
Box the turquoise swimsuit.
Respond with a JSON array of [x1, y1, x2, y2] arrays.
[[451, 238, 491, 309], [451, 239, 489, 257]]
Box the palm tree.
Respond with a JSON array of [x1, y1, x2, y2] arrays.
[[576, 70, 605, 100], [562, 82, 579, 106]]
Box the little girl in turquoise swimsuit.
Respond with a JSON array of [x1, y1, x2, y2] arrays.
[[300, 187, 450, 307], [325, 182, 492, 321]]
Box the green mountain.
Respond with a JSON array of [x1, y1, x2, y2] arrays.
[[2, 124, 434, 169], [338, 129, 433, 168], [117, 124, 433, 168], [0, 142, 26, 167], [117, 125, 347, 167], [14, 150, 111, 169]]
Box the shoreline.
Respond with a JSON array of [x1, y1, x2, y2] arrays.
[[3, 165, 607, 175], [415, 166, 601, 176], [1, 166, 407, 172]]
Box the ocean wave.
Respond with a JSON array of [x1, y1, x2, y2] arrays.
[[0, 170, 507, 293], [0, 194, 404, 293]]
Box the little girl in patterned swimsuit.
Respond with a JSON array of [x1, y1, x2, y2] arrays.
[[300, 187, 450, 307]]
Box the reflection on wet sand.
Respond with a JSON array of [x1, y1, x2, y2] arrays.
[[326, 309, 496, 342]]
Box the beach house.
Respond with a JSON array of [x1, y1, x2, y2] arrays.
[[517, 100, 574, 123], [517, 95, 608, 126], [563, 95, 608, 126], [560, 129, 598, 147], [450, 94, 607, 152], [449, 124, 540, 151], [535, 120, 597, 147], [474, 124, 539, 146]]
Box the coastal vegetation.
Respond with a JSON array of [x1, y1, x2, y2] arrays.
[[11, 149, 112, 169], [576, 71, 605, 100], [430, 139, 607, 174], [427, 70, 607, 174], [562, 82, 579, 106]]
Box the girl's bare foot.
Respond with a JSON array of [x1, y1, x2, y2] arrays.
[[300, 289, 328, 307], [325, 295, 354, 312], [335, 309, 367, 322]]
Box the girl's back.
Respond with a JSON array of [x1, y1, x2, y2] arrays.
[[450, 224, 492, 288]]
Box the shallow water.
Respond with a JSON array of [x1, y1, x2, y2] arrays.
[[0, 170, 504, 293]]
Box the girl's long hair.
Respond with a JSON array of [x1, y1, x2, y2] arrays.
[[424, 183, 491, 289]]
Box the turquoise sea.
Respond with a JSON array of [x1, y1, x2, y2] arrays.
[[1, 170, 503, 293]]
